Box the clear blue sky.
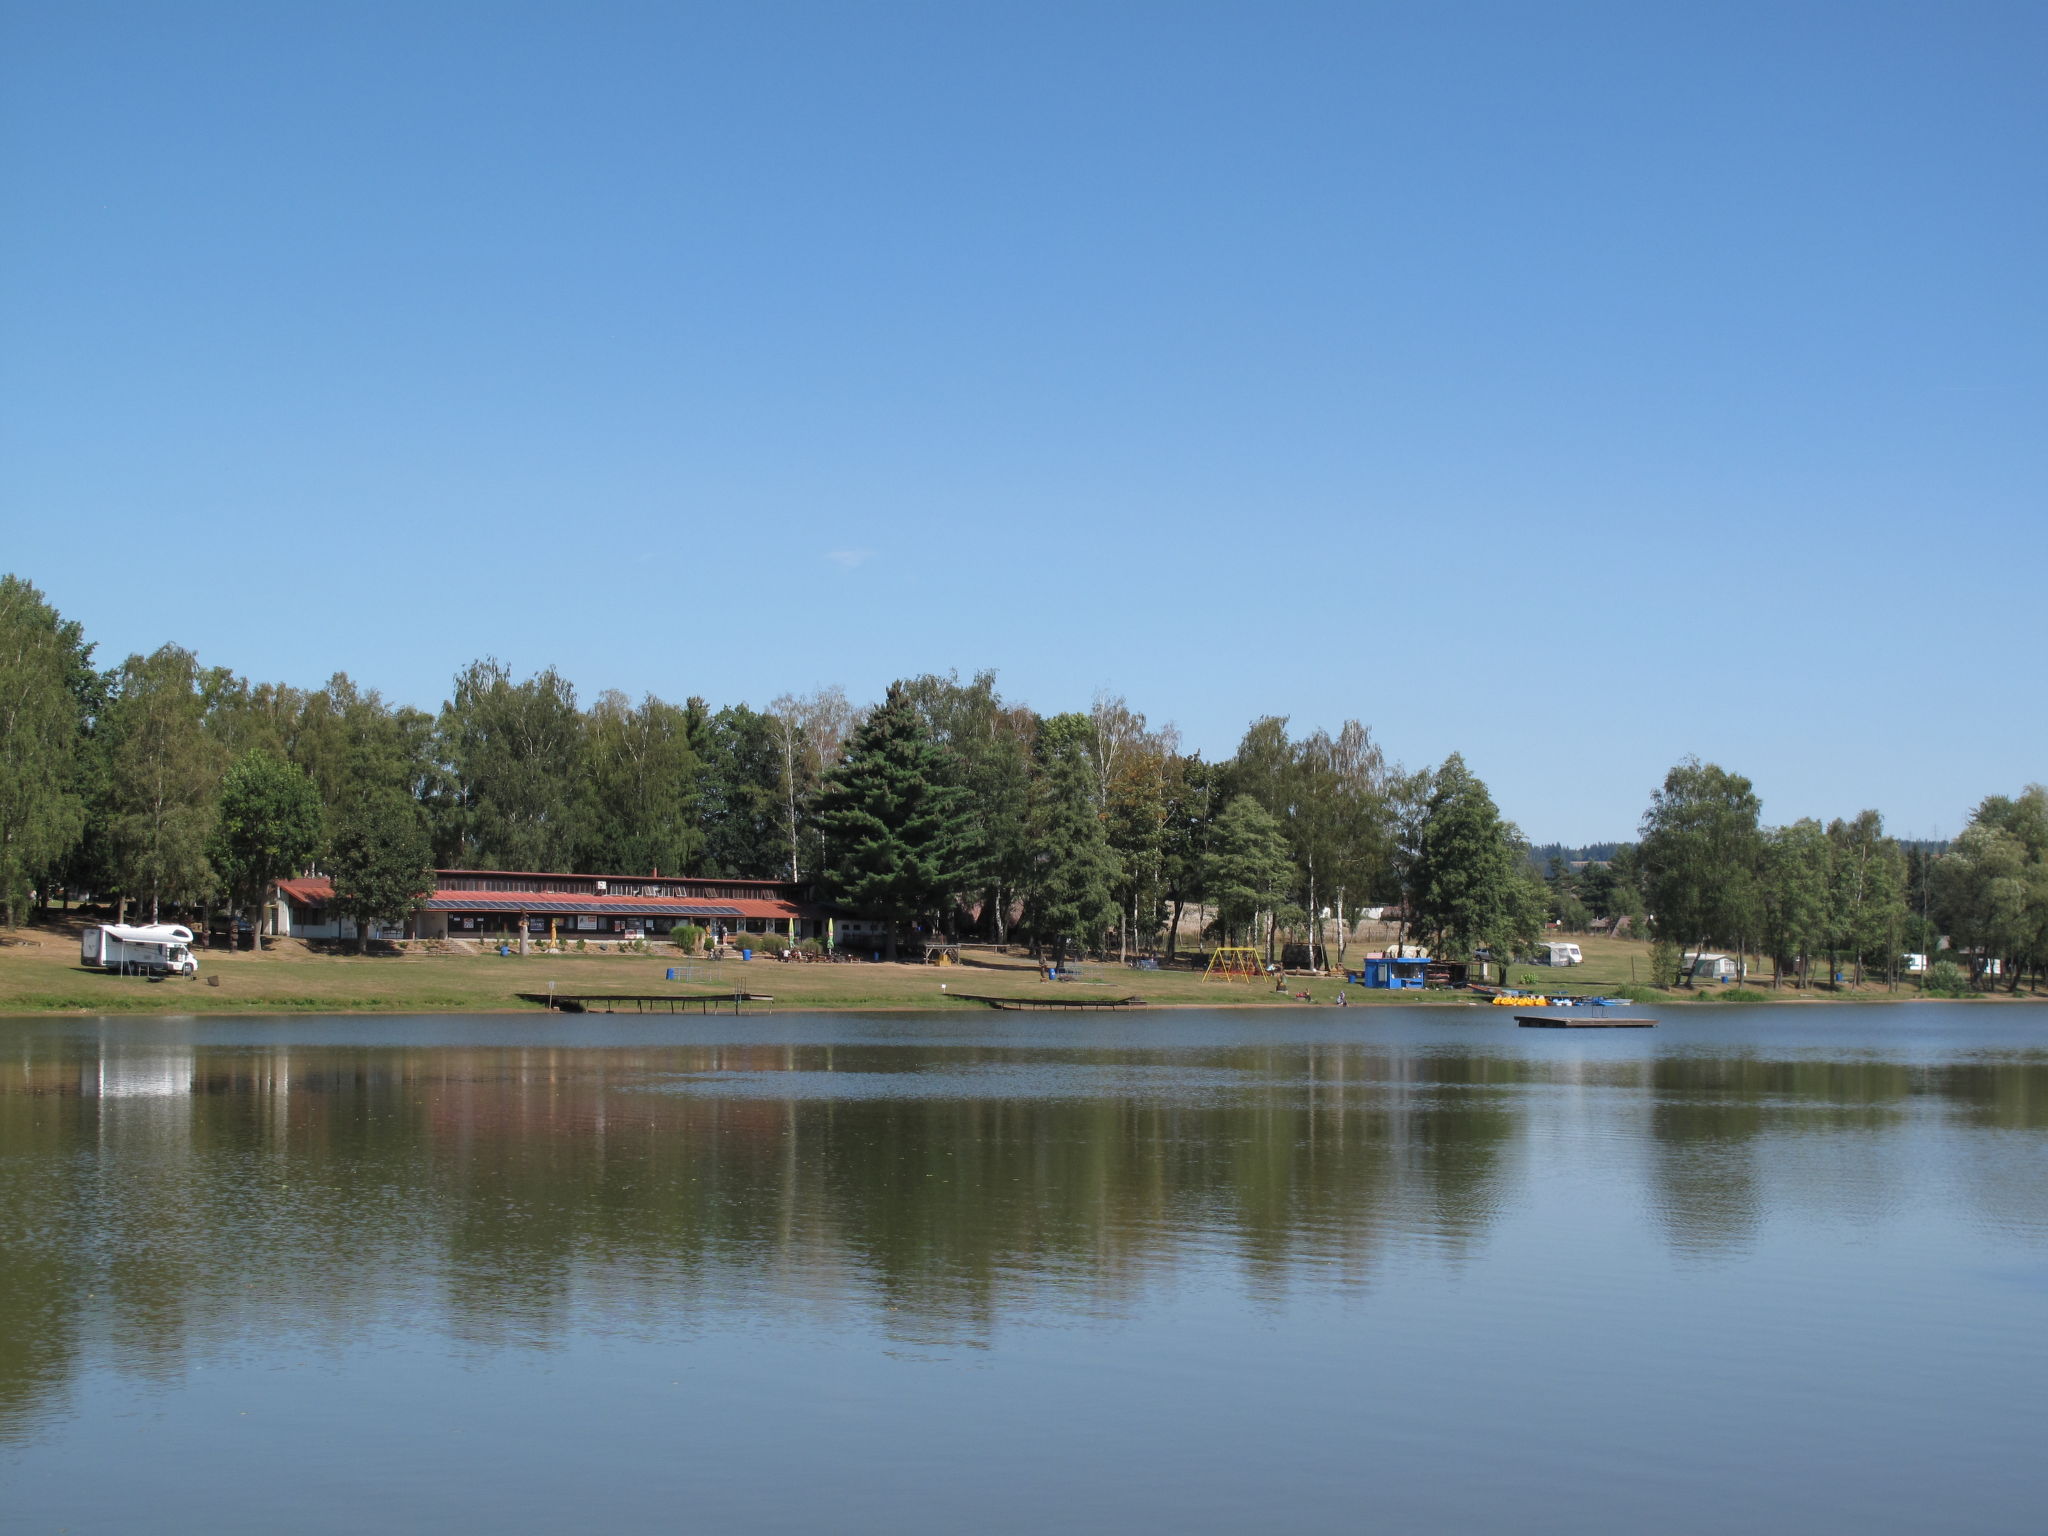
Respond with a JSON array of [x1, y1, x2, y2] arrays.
[[3, 1, 2041, 843]]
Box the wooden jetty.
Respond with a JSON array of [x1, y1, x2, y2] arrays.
[[517, 991, 773, 1015], [1516, 1013, 1656, 1028], [947, 993, 1145, 1011]]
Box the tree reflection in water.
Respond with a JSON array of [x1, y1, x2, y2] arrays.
[[2, 1020, 2045, 1438]]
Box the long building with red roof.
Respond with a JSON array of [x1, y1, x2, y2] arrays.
[[271, 868, 882, 948]]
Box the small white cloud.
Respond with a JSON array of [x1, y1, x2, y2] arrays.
[[824, 549, 873, 569]]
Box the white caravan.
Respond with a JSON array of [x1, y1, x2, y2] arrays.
[[1536, 942, 1584, 966], [81, 923, 199, 977]]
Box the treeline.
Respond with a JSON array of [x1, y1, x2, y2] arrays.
[[0, 573, 2039, 980], [0, 574, 1532, 958], [1622, 760, 2047, 992]]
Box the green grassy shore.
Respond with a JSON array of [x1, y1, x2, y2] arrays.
[[0, 925, 2013, 1016]]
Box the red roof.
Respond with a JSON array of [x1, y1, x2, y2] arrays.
[[273, 877, 819, 921], [433, 867, 793, 888]]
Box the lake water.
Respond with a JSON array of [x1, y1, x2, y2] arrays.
[[2, 1005, 2045, 1535]]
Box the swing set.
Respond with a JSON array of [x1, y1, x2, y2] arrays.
[[1203, 946, 1266, 983]]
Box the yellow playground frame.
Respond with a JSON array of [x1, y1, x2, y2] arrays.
[[1203, 946, 1265, 983]]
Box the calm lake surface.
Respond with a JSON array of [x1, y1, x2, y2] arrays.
[[3, 1005, 2045, 1535]]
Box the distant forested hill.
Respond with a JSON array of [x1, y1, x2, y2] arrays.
[[1527, 842, 1625, 871]]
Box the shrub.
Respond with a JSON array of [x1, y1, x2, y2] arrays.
[[796, 937, 825, 957], [1649, 936, 1681, 988], [1924, 957, 1970, 998], [575, 938, 586, 952], [748, 931, 791, 954], [1611, 983, 1658, 1004], [669, 923, 706, 953], [1711, 987, 1770, 1003]]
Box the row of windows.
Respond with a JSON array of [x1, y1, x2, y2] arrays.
[[447, 915, 794, 935], [435, 876, 790, 901]]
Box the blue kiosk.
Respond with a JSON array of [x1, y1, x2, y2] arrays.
[[1353, 956, 1429, 990]]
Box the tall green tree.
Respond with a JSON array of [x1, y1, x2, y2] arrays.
[[578, 690, 704, 876], [101, 646, 223, 921], [1972, 788, 2048, 991], [1407, 754, 1540, 965], [291, 673, 437, 844], [813, 682, 972, 959], [767, 686, 854, 882], [902, 671, 1035, 941], [1934, 788, 2048, 991], [696, 703, 786, 878], [1224, 716, 1396, 966], [209, 749, 324, 950], [1021, 715, 1121, 962], [1826, 810, 1907, 985], [1760, 819, 1831, 988], [1094, 700, 1174, 960], [1638, 759, 1763, 982], [1385, 764, 1436, 939], [199, 670, 297, 764], [1295, 721, 1393, 966], [0, 576, 90, 926], [328, 793, 435, 954], [1202, 794, 1292, 952], [1159, 753, 1219, 961], [437, 659, 586, 871]]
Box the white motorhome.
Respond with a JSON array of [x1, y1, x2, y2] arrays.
[[1536, 942, 1583, 966], [81, 923, 199, 977]]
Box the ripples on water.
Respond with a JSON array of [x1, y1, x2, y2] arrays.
[[2, 1007, 2045, 1535]]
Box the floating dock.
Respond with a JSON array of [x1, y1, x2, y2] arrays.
[[946, 993, 1145, 1010], [517, 991, 772, 1015], [1516, 1014, 1656, 1028]]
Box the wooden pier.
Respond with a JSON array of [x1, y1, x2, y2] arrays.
[[947, 993, 1146, 1011], [1516, 1014, 1656, 1028], [517, 991, 773, 1015]]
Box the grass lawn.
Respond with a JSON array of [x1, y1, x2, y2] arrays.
[[0, 921, 2015, 1017]]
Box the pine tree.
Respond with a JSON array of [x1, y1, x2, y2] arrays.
[[812, 683, 971, 959], [1022, 714, 1120, 963], [1202, 794, 1292, 950]]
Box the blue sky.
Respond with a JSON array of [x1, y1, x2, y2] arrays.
[[3, 0, 2041, 842]]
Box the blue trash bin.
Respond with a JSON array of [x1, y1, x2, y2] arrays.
[[741, 948, 752, 961]]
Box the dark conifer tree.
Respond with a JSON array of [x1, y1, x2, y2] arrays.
[[1021, 714, 1120, 963], [812, 682, 971, 959]]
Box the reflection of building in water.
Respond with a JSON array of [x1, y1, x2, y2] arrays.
[[82, 1044, 196, 1099]]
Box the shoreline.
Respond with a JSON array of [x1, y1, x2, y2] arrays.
[[4, 926, 2033, 1017], [0, 991, 2030, 1020]]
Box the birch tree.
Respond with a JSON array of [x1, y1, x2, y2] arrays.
[[0, 576, 89, 926], [102, 646, 223, 922]]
